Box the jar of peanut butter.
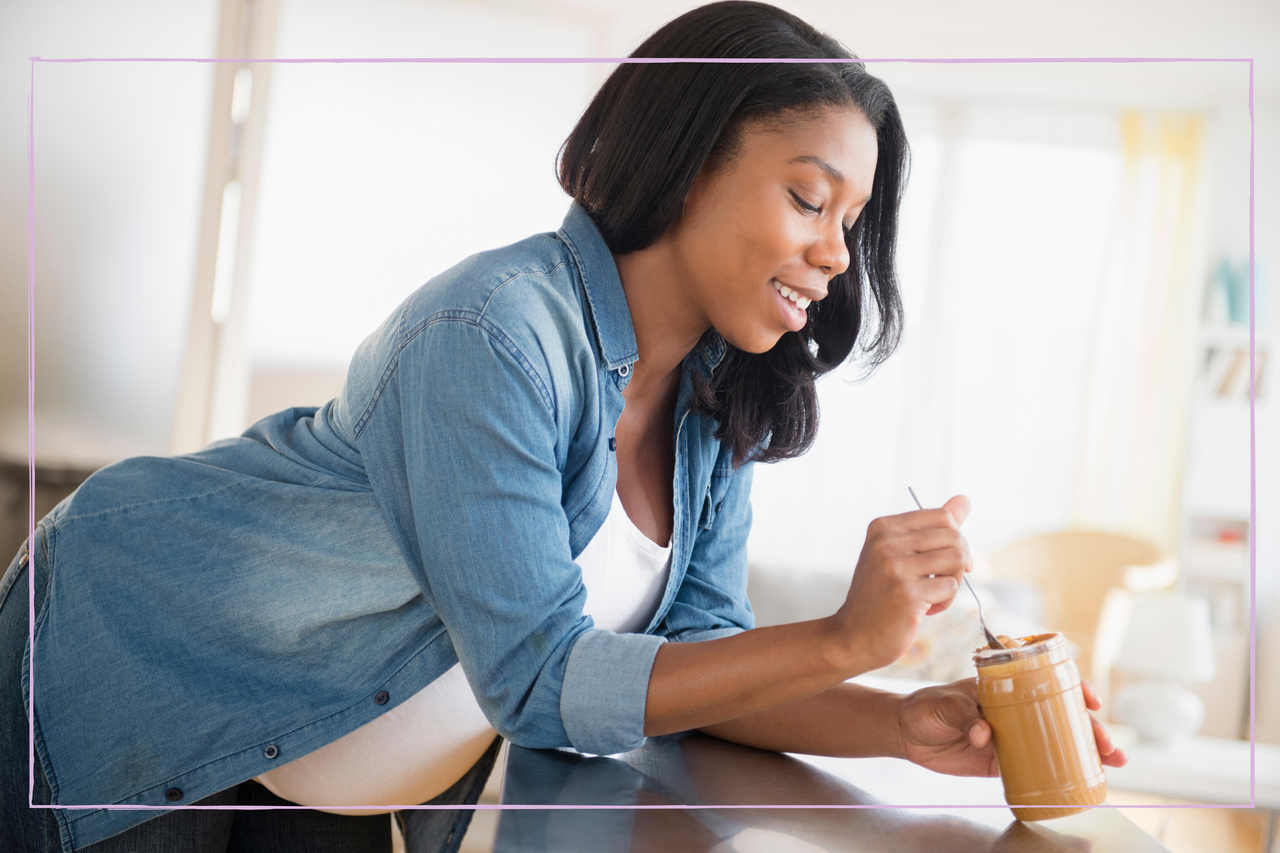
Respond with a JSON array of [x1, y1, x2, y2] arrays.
[[973, 633, 1107, 821]]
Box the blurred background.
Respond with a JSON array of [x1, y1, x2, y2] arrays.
[[0, 1, 1276, 850]]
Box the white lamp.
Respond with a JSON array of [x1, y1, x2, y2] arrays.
[[1113, 592, 1216, 744]]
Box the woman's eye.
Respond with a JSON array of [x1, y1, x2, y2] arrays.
[[788, 190, 821, 214], [790, 189, 856, 236]]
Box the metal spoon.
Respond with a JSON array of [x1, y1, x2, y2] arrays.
[[908, 487, 1003, 650]]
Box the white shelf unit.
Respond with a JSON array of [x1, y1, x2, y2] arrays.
[[1177, 322, 1267, 740]]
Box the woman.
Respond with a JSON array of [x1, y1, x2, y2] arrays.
[[1, 2, 1125, 851]]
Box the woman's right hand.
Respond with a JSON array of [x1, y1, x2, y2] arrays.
[[828, 494, 973, 674], [645, 495, 973, 739]]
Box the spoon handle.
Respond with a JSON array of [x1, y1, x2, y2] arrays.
[[907, 487, 1003, 650]]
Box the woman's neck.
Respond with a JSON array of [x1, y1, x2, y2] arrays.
[[612, 238, 710, 404]]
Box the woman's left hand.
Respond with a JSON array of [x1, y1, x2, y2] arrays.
[[895, 677, 1128, 778]]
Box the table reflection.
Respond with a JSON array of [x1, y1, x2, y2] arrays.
[[495, 733, 1168, 852]]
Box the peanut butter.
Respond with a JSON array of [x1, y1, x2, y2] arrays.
[[974, 633, 1107, 821]]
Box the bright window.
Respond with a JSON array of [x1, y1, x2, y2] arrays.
[[748, 110, 1122, 568], [245, 0, 594, 370]]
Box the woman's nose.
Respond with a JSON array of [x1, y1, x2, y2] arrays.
[[807, 220, 851, 277]]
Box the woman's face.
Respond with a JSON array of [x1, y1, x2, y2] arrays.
[[668, 106, 879, 354]]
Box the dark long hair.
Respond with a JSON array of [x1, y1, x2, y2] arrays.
[[557, 1, 908, 466]]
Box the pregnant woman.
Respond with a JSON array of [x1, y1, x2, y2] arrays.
[[0, 2, 1124, 851]]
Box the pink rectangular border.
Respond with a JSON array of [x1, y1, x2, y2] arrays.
[[24, 54, 1258, 815]]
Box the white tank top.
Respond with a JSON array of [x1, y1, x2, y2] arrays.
[[255, 490, 672, 813]]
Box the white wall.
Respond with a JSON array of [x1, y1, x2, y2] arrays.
[[1250, 100, 1280, 744], [245, 0, 593, 372], [0, 3, 1275, 730], [0, 0, 218, 466], [586, 0, 1279, 101]]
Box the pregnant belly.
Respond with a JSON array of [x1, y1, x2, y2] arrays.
[[256, 663, 497, 814]]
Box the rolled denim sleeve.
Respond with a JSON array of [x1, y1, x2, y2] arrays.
[[659, 453, 756, 643], [560, 629, 664, 754], [357, 314, 660, 754]]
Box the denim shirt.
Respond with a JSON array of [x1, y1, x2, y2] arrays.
[[25, 202, 755, 849]]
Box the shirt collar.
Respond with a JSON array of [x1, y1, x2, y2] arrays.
[[558, 202, 637, 373], [558, 202, 727, 380], [694, 328, 727, 376]]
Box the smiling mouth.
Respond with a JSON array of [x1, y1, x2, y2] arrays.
[[772, 280, 812, 310]]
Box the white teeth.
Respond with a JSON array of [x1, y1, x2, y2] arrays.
[[773, 280, 814, 312]]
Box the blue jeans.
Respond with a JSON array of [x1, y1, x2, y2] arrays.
[[1, 536, 500, 853]]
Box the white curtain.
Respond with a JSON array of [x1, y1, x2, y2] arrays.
[[749, 99, 1125, 570], [1072, 113, 1207, 552]]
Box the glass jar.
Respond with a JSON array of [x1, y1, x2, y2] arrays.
[[974, 633, 1107, 821]]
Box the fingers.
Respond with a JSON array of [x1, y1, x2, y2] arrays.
[[859, 530, 969, 584], [843, 498, 974, 671], [864, 507, 971, 585], [1102, 746, 1128, 768], [917, 552, 967, 613], [872, 506, 962, 534], [1081, 682, 1127, 767], [1081, 679, 1101, 711], [1091, 715, 1128, 767], [942, 494, 971, 526], [919, 573, 963, 606], [934, 681, 991, 749], [880, 526, 969, 558], [967, 718, 992, 749], [885, 495, 971, 530], [1091, 714, 1113, 754], [955, 676, 981, 700]]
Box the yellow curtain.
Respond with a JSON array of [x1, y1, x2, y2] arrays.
[[1072, 112, 1206, 551]]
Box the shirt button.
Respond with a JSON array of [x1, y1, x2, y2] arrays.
[[618, 364, 630, 377], [165, 788, 183, 802], [608, 437, 616, 451], [374, 690, 390, 705], [263, 745, 279, 759]]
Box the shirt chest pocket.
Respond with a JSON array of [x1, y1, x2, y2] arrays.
[[697, 466, 734, 531]]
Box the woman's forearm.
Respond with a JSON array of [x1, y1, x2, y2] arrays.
[[644, 500, 973, 739], [643, 619, 876, 737], [695, 682, 907, 758]]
